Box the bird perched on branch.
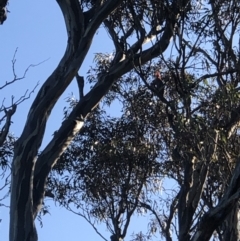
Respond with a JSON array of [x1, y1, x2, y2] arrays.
[[152, 71, 167, 103]]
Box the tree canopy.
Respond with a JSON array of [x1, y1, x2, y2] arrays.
[[1, 0, 240, 240]]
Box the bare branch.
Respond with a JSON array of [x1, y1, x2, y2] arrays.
[[0, 48, 47, 90], [66, 205, 108, 241]]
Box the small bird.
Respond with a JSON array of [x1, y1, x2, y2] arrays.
[[155, 70, 161, 80], [152, 71, 167, 103]]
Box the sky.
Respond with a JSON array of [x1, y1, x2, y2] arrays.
[[0, 1, 175, 240]]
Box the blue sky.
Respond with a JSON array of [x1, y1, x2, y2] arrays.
[[0, 1, 161, 240]]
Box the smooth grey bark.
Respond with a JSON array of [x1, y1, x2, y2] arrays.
[[191, 159, 240, 241], [9, 0, 122, 240], [9, 0, 189, 240], [178, 160, 209, 241]]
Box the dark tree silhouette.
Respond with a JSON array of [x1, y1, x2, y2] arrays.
[[0, 0, 8, 24], [8, 1, 190, 240], [1, 0, 240, 241]]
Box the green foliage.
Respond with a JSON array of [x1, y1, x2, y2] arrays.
[[3, 0, 240, 240]]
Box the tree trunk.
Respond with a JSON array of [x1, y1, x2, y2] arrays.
[[9, 1, 122, 240], [8, 0, 188, 239], [220, 202, 240, 241]]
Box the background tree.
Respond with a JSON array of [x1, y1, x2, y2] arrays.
[[49, 91, 165, 241]]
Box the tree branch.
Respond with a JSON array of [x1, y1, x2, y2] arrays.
[[191, 158, 240, 241], [75, 73, 84, 100], [32, 0, 190, 222], [0, 104, 16, 146], [10, 0, 123, 240]]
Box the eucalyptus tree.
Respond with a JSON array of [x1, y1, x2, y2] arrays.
[[131, 1, 240, 239], [50, 61, 240, 241], [49, 88, 165, 241], [48, 0, 240, 240], [8, 0, 191, 240], [7, 0, 240, 240]]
